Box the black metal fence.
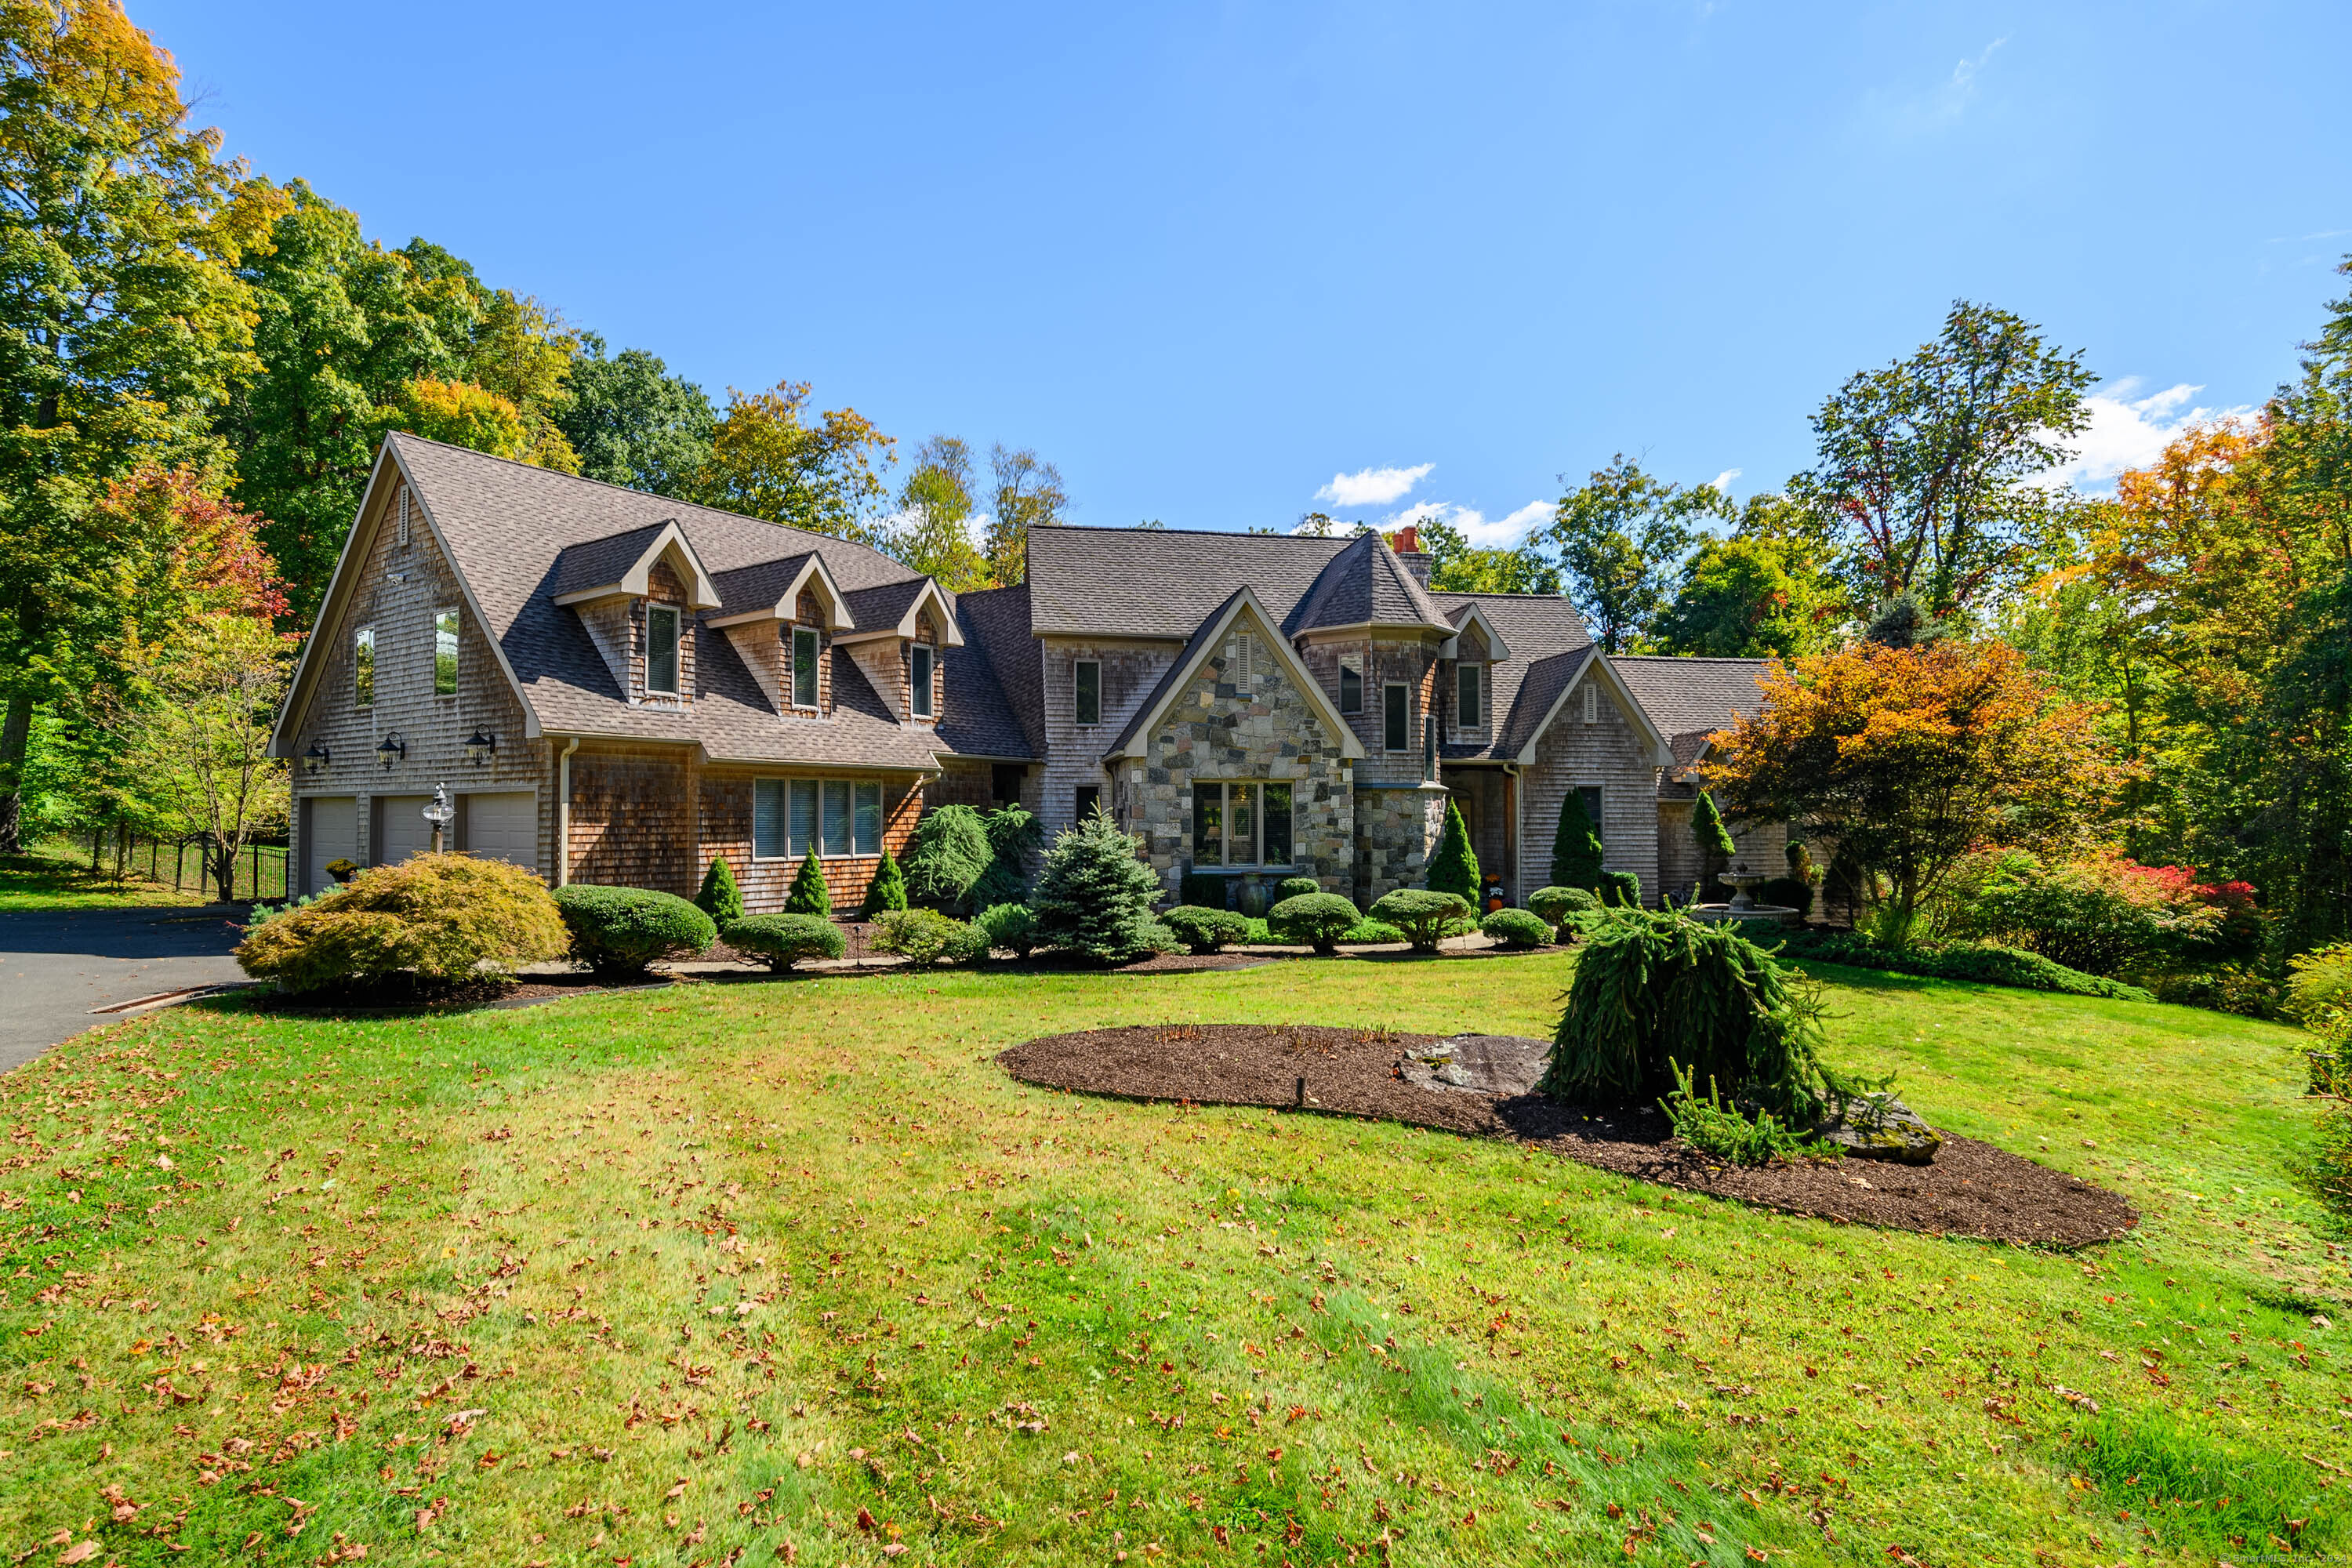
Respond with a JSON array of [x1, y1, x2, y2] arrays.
[[76, 827, 289, 902]]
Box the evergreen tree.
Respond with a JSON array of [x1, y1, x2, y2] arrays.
[[862, 851, 909, 917], [695, 855, 743, 926], [784, 853, 832, 917], [1029, 811, 1164, 964], [1426, 799, 1481, 900], [1691, 791, 1737, 899], [1551, 791, 1606, 891]]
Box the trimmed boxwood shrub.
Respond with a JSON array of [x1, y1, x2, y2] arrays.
[[1163, 905, 1250, 954], [723, 913, 845, 971], [873, 907, 989, 965], [1599, 869, 1642, 908], [862, 851, 909, 917], [975, 902, 1040, 958], [906, 804, 993, 912], [1268, 892, 1360, 955], [784, 854, 831, 916], [1179, 869, 1228, 909], [552, 884, 717, 978], [1762, 927, 2152, 1000], [1480, 908, 1552, 949], [695, 856, 744, 926], [1368, 888, 1474, 953], [235, 853, 569, 993], [1275, 875, 1321, 900], [1426, 800, 1480, 902], [1031, 811, 1167, 964], [1527, 885, 1599, 931]]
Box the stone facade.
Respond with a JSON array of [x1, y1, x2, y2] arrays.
[[1353, 784, 1450, 904]]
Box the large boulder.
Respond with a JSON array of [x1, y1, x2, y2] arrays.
[[1811, 1093, 1942, 1164]]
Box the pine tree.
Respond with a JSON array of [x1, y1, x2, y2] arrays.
[[1426, 799, 1481, 901], [785, 853, 832, 917], [862, 851, 909, 917], [1551, 791, 1605, 891], [695, 855, 744, 926], [1691, 791, 1737, 898]]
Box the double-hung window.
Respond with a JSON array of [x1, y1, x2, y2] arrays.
[[354, 626, 376, 708], [1191, 781, 1293, 867], [1383, 684, 1410, 751], [646, 605, 681, 696], [1455, 663, 1480, 728], [910, 644, 935, 717], [754, 777, 884, 859], [1073, 659, 1101, 726], [791, 626, 819, 708], [1338, 657, 1363, 714], [433, 607, 459, 697]]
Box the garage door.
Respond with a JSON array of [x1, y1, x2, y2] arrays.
[[464, 791, 536, 869], [376, 795, 434, 865], [304, 797, 357, 895]]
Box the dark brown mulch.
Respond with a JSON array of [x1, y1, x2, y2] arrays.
[[996, 1023, 2137, 1248], [235, 971, 671, 1015]]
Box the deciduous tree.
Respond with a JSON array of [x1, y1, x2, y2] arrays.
[[985, 443, 1068, 586], [886, 434, 994, 591], [556, 334, 714, 497], [1541, 456, 1728, 652], [689, 380, 895, 543]]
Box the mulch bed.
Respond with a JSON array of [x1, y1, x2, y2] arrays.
[[996, 1023, 2137, 1248]]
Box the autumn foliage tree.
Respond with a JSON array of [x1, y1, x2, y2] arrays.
[[689, 380, 895, 544], [1701, 641, 2120, 947]]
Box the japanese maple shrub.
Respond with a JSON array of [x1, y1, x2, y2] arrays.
[[235, 853, 569, 993]]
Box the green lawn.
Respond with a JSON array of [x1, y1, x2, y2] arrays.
[[0, 849, 211, 911], [1, 956, 2345, 1566]]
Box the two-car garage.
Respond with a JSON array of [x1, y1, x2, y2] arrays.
[[299, 790, 539, 893]]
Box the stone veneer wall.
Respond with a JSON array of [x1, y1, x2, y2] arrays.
[[1353, 785, 1449, 903], [1110, 604, 1353, 895]]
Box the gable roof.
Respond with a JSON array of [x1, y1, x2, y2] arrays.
[[1428, 591, 1594, 760], [550, 518, 721, 608], [838, 577, 965, 647], [1610, 655, 1775, 766], [1028, 526, 1350, 638], [1101, 587, 1367, 763], [705, 552, 853, 631]]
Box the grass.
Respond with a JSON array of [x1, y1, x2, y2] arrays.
[[0, 954, 2347, 1566], [0, 848, 212, 911]]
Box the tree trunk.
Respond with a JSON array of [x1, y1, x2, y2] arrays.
[[212, 839, 237, 904], [0, 691, 31, 856]]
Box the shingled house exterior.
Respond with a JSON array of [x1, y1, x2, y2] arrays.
[[270, 436, 1783, 912]]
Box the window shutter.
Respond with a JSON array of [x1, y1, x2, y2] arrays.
[[1236, 633, 1253, 688], [1583, 683, 1598, 724]]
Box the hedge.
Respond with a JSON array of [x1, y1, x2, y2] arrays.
[[723, 913, 845, 971], [873, 908, 989, 965], [1759, 926, 2154, 1001]]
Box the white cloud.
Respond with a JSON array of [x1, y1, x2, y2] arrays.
[[1393, 497, 1552, 550], [1709, 468, 1742, 493], [1865, 35, 2006, 134], [2046, 379, 2258, 492], [1317, 463, 1433, 508]]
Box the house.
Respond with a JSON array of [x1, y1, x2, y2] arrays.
[[270, 435, 1784, 911]]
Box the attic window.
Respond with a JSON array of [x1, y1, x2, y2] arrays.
[[646, 605, 680, 696], [433, 607, 459, 697], [1338, 657, 1363, 714], [792, 626, 819, 708], [1074, 661, 1102, 727], [910, 644, 935, 718], [1456, 663, 1480, 728]]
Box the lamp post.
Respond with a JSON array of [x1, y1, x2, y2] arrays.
[[421, 783, 454, 855]]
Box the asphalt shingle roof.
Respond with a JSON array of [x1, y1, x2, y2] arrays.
[[1610, 655, 1775, 764], [1292, 532, 1454, 632], [707, 552, 815, 618], [1428, 592, 1595, 760], [1026, 526, 1355, 637], [550, 521, 673, 597], [955, 585, 1044, 758]]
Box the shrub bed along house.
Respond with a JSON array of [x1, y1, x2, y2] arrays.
[[872, 907, 989, 965], [1163, 905, 1250, 954], [553, 885, 717, 978], [975, 902, 1040, 958], [723, 913, 846, 971], [235, 853, 570, 993]]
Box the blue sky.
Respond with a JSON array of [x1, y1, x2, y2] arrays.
[[148, 1, 2351, 543]]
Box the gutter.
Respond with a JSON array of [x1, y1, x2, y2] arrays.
[[555, 735, 580, 887]]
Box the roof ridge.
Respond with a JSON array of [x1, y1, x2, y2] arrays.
[[1046, 521, 1360, 545]]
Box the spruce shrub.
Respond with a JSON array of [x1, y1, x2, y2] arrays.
[[784, 853, 832, 916], [1551, 790, 1605, 890], [1479, 908, 1552, 949], [1368, 888, 1475, 953], [234, 853, 569, 993], [1030, 811, 1166, 964], [695, 856, 744, 926], [552, 884, 717, 978], [723, 913, 844, 971], [971, 804, 1044, 909], [1426, 800, 1480, 901], [873, 908, 989, 965], [974, 902, 1040, 958], [1268, 892, 1361, 955], [1163, 905, 1250, 954], [905, 804, 993, 911], [861, 851, 909, 917]]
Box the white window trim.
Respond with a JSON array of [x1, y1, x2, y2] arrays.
[[1073, 659, 1102, 728], [433, 605, 459, 699], [645, 604, 682, 698], [789, 625, 821, 710], [751, 775, 887, 861], [1190, 779, 1296, 870], [1382, 682, 1411, 752]]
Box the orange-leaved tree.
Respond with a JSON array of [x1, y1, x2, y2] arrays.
[[1700, 640, 2121, 947]]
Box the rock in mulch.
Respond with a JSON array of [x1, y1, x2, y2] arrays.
[[996, 1023, 2136, 1247], [1811, 1094, 1944, 1165]]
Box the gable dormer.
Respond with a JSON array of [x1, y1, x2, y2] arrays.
[[553, 520, 721, 706], [706, 553, 852, 717], [836, 577, 964, 724], [1441, 601, 1511, 742]]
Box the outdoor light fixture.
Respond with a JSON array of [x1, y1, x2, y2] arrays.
[[376, 733, 406, 768], [463, 728, 496, 764], [301, 743, 330, 775]]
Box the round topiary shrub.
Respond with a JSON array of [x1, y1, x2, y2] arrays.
[[1368, 888, 1475, 953], [1527, 884, 1601, 941], [1599, 869, 1642, 908], [873, 907, 989, 965], [723, 913, 845, 971], [975, 902, 1040, 958], [1480, 908, 1552, 950], [552, 884, 717, 978], [1275, 875, 1321, 900], [234, 852, 570, 994], [1268, 891, 1361, 955], [1163, 905, 1250, 954]]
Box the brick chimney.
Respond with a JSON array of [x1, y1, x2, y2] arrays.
[[1389, 524, 1432, 586]]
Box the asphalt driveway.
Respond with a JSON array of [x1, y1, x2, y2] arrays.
[[0, 905, 252, 1072]]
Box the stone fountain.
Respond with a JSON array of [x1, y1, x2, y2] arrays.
[[1687, 858, 1798, 924]]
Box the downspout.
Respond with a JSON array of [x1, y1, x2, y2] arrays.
[[555, 736, 580, 887], [1504, 760, 1522, 902]]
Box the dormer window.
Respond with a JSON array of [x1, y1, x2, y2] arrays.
[[909, 644, 935, 718], [792, 625, 820, 709], [647, 605, 681, 696], [1456, 662, 1480, 728]]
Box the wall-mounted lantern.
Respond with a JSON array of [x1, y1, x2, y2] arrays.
[[463, 728, 496, 765], [301, 743, 331, 775], [376, 733, 406, 768]]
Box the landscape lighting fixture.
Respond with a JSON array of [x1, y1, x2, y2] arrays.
[[301, 743, 330, 775], [463, 728, 496, 764], [377, 733, 406, 768]]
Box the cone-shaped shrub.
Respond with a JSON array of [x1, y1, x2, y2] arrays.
[[1029, 810, 1165, 964], [1426, 800, 1480, 901], [695, 855, 744, 926], [785, 853, 832, 916], [862, 851, 909, 917], [1551, 790, 1605, 891], [1691, 791, 1736, 896]]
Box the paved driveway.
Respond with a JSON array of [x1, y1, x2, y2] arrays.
[[0, 906, 252, 1073]]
